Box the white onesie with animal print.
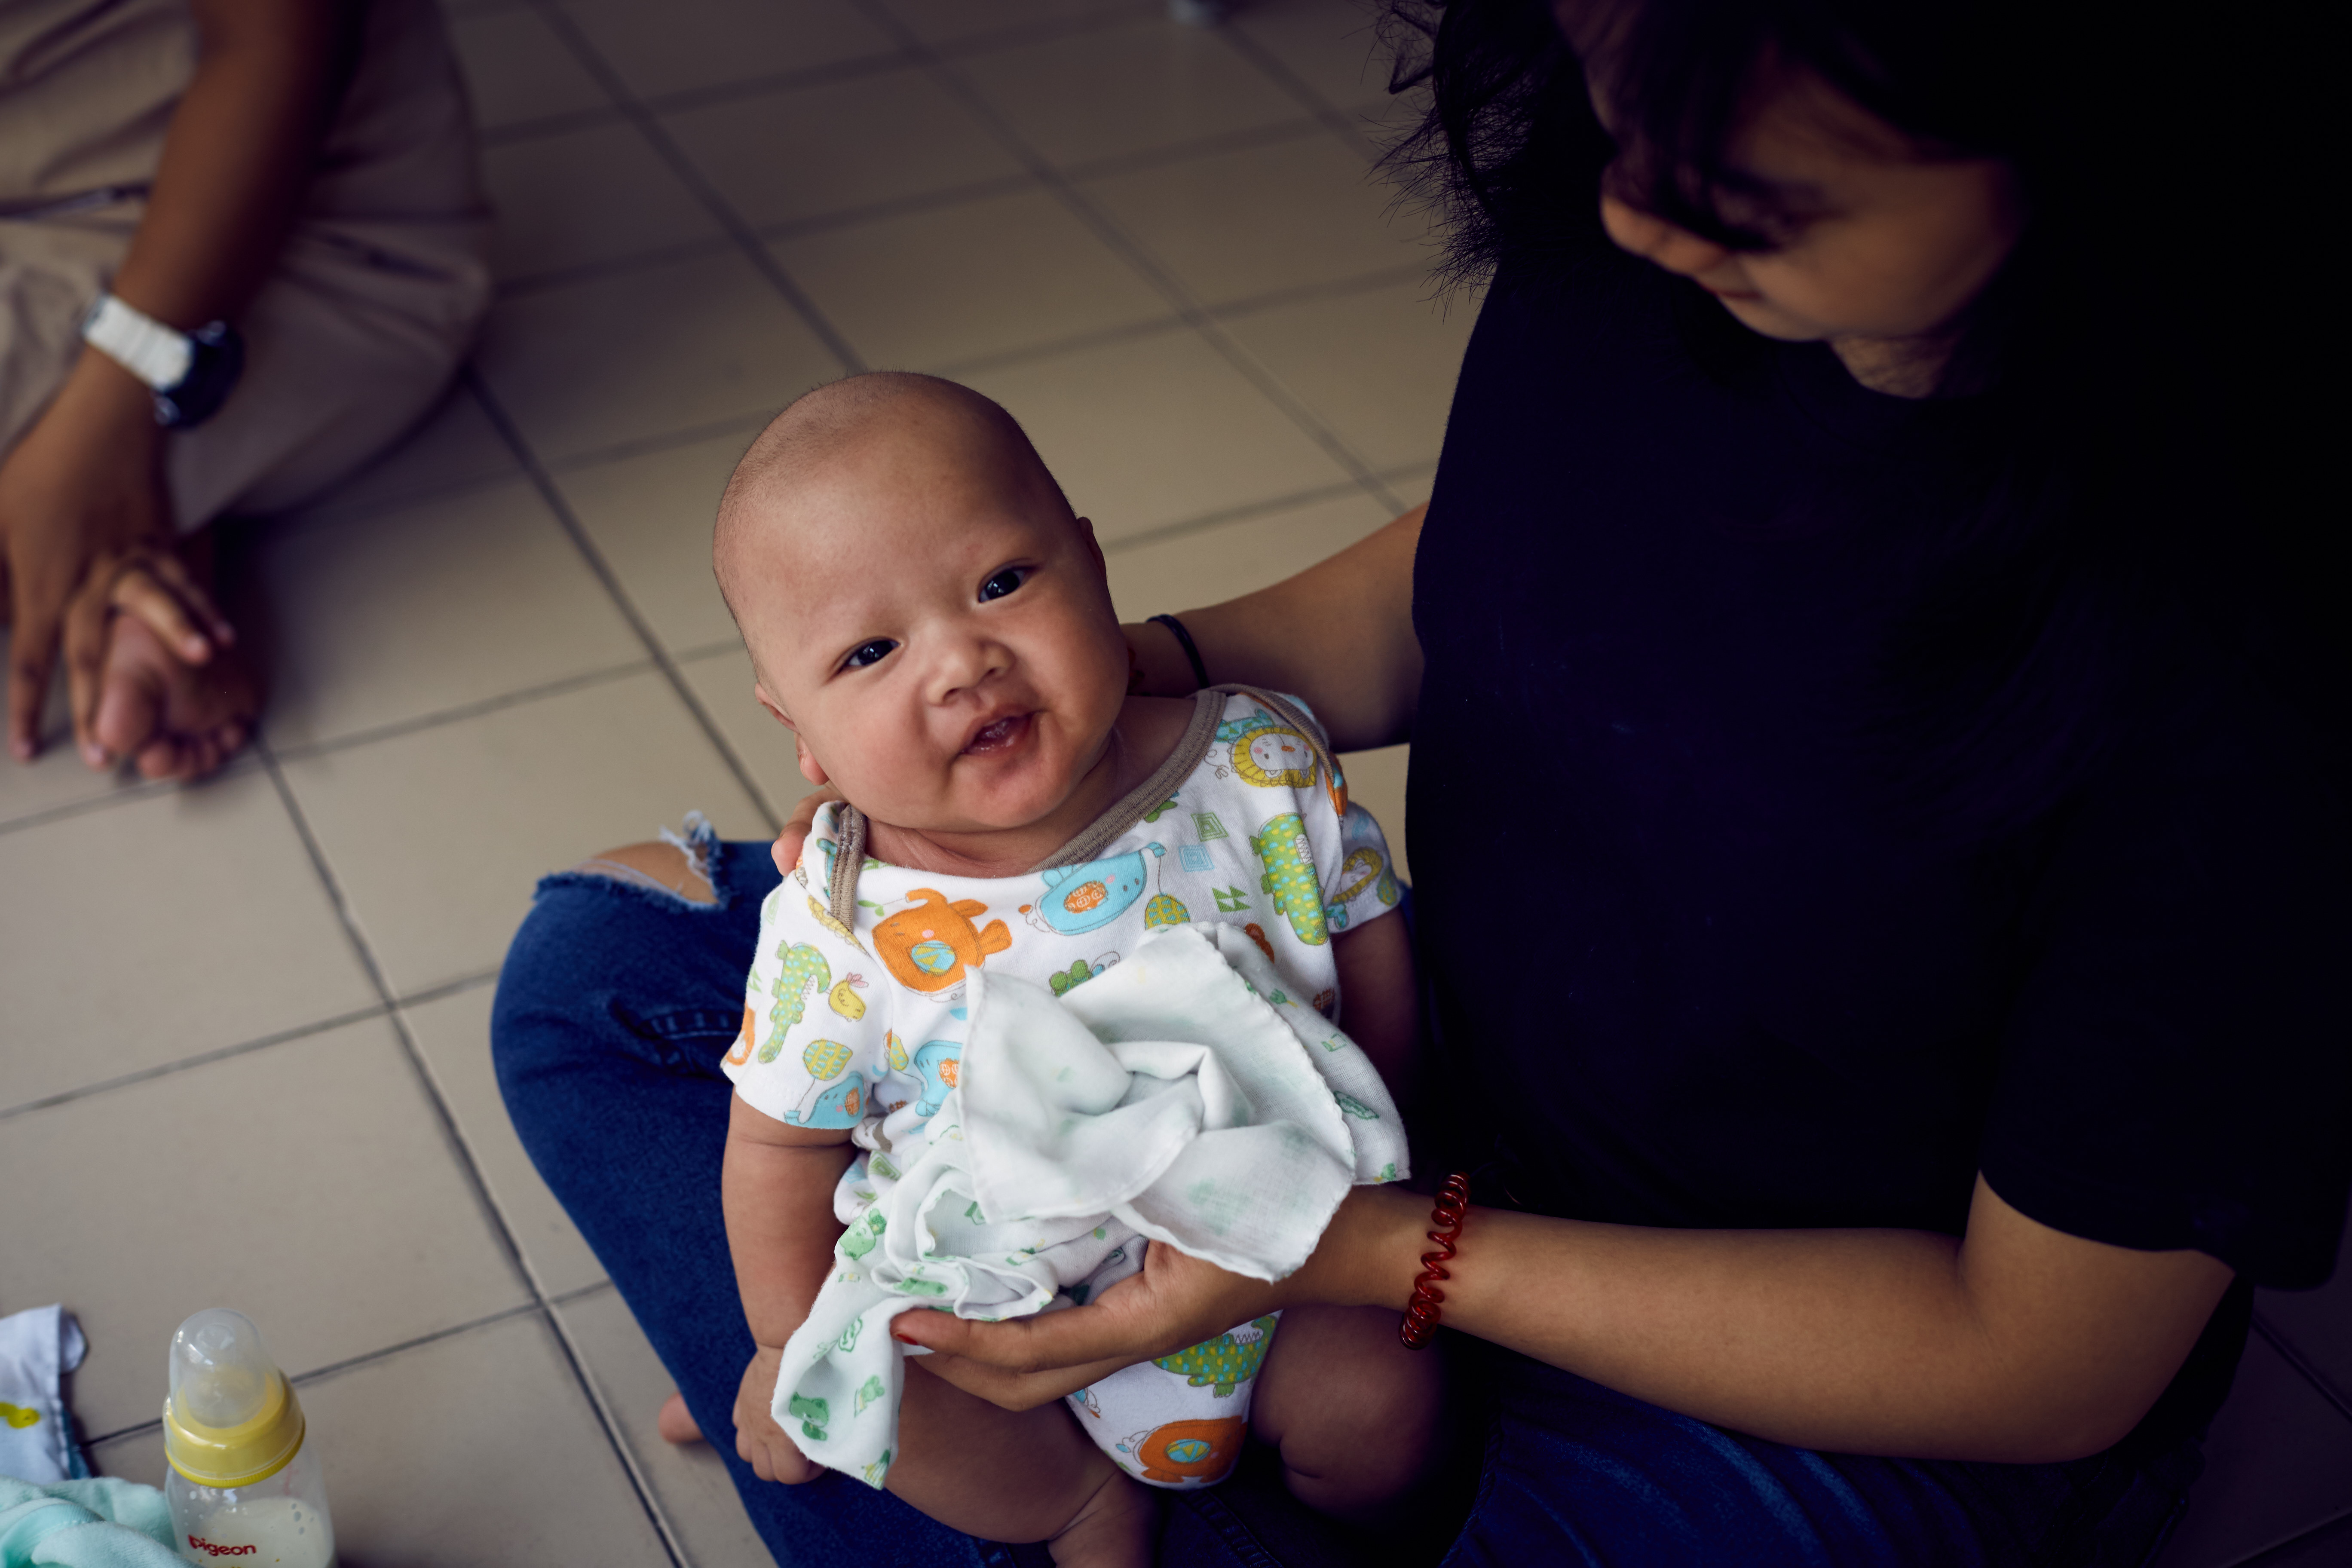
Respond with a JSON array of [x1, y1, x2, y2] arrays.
[[723, 686, 1408, 1491]]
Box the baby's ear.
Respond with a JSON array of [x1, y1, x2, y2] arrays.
[[756, 682, 830, 786], [795, 734, 830, 789], [1076, 515, 1105, 573], [754, 682, 795, 730]]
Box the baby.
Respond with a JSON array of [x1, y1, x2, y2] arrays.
[[710, 372, 1438, 1564]]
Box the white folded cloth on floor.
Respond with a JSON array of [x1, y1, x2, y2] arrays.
[[772, 922, 1408, 1486], [0, 1307, 87, 1485]]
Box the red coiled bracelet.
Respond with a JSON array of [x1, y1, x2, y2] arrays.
[[1400, 1172, 1471, 1349]]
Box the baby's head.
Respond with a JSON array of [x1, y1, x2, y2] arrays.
[[715, 372, 1128, 837]]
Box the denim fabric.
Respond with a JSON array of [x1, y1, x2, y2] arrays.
[[491, 833, 2205, 1568]]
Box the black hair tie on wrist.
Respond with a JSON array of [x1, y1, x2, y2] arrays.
[[1148, 613, 1210, 692]]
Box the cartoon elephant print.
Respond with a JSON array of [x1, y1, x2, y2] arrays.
[[910, 1040, 962, 1118]]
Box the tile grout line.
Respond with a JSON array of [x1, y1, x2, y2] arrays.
[[253, 736, 691, 1568], [468, 1, 1163, 152], [848, 0, 1409, 520], [294, 246, 1421, 533], [527, 1275, 698, 1568], [1214, 15, 1404, 165], [462, 366, 784, 836], [1, 970, 503, 1123], [0, 1003, 387, 1123], [2218, 1502, 2352, 1568], [266, 657, 658, 764], [2250, 1311, 2352, 1425], [1098, 474, 1394, 553], [82, 1299, 551, 1449], [0, 753, 263, 840], [250, 737, 544, 1301], [524, 0, 869, 377], [491, 0, 1161, 138]]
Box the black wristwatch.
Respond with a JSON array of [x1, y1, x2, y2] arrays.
[[80, 293, 245, 429]]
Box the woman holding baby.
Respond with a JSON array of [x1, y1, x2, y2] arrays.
[[493, 1, 2347, 1564]]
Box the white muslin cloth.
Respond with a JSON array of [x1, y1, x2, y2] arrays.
[[772, 922, 1407, 1487]]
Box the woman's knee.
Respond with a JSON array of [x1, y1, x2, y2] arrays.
[[570, 841, 718, 905]]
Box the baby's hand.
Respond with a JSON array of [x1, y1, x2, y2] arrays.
[[735, 1344, 825, 1484]]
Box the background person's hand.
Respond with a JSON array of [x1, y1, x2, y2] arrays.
[[734, 1343, 825, 1483], [891, 1238, 1297, 1412], [0, 358, 232, 764]]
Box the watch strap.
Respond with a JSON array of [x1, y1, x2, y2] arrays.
[[81, 293, 193, 391]]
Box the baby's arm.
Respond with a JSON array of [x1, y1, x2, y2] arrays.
[[1332, 911, 1417, 1099], [722, 1093, 854, 1483]]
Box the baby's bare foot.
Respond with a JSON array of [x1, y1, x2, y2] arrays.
[[1047, 1470, 1156, 1568], [89, 611, 258, 781], [656, 1391, 703, 1444]]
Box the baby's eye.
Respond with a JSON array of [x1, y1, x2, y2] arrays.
[[979, 567, 1029, 602], [842, 639, 897, 671]]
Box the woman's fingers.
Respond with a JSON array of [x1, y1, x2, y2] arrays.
[[897, 1303, 1145, 1372], [900, 1338, 1145, 1411], [771, 784, 840, 876], [891, 1243, 1289, 1413], [6, 584, 63, 761]]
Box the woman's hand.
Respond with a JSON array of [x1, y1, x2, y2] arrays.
[[770, 784, 843, 876], [892, 1226, 1366, 1411], [733, 1343, 824, 1484], [0, 358, 232, 764]]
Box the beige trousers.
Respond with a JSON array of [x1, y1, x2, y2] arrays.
[[0, 0, 494, 530]]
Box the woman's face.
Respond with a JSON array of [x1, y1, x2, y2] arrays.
[[1568, 11, 2021, 392]]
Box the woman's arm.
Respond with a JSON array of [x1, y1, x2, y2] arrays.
[[1129, 503, 1426, 753], [3, 0, 349, 763], [897, 1173, 2233, 1465]]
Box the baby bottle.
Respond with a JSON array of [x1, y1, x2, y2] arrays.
[[162, 1308, 337, 1568]]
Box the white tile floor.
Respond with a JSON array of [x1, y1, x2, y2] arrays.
[[0, 3, 2342, 1565]]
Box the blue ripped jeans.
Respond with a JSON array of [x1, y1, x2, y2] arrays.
[[490, 825, 2206, 1568]]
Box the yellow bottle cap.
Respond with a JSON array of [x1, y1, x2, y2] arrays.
[[162, 1309, 308, 1488]]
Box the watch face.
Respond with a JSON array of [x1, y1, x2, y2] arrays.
[[154, 323, 244, 429]]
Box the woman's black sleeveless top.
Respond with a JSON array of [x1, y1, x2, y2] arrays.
[[1405, 247, 2349, 1450]]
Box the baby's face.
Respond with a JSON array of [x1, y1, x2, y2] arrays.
[[738, 429, 1127, 837]]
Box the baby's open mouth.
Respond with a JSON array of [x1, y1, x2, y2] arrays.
[[965, 713, 1031, 753]]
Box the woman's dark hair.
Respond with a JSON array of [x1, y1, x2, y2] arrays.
[[1378, 0, 2340, 835]]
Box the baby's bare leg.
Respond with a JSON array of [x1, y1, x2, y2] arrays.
[[890, 1360, 1157, 1566], [1250, 1304, 1446, 1524]]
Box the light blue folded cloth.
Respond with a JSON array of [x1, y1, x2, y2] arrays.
[[0, 1477, 181, 1568], [0, 1309, 86, 1485]]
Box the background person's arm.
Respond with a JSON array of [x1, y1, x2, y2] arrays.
[[1127, 503, 1426, 753], [2, 0, 350, 763], [897, 1174, 2234, 1465]]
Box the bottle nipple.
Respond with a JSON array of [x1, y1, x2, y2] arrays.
[[172, 1309, 273, 1426], [164, 1308, 307, 1487]]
